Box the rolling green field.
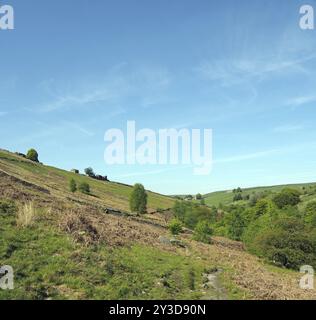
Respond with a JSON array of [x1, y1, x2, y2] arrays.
[[203, 183, 316, 207]]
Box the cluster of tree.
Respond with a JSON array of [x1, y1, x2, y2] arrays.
[[84, 167, 108, 182], [171, 201, 214, 243], [170, 187, 316, 270], [69, 179, 91, 195], [209, 188, 316, 270], [232, 187, 250, 202], [16, 148, 39, 162]]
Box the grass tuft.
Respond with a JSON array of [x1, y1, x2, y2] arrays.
[[16, 202, 36, 228]]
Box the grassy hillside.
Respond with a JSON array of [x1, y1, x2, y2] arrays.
[[204, 183, 316, 207], [0, 149, 174, 213], [1, 149, 315, 300]]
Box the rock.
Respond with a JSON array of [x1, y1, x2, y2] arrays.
[[170, 238, 186, 248], [159, 236, 171, 245]]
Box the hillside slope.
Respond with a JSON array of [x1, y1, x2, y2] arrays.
[[0, 149, 174, 213], [1, 149, 315, 300]]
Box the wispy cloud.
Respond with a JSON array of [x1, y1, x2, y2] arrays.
[[273, 124, 304, 133], [285, 95, 316, 107], [214, 149, 279, 164], [62, 121, 95, 137], [196, 53, 316, 87], [33, 64, 172, 113], [215, 140, 316, 165]]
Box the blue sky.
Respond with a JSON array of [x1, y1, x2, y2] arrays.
[[1, 0, 316, 194]]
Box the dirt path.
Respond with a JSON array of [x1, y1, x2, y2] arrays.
[[201, 268, 228, 300]]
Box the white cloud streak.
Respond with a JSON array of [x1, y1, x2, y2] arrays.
[[34, 65, 171, 113]]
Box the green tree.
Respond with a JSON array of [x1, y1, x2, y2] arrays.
[[193, 221, 213, 243], [172, 201, 186, 221], [69, 179, 77, 193], [272, 188, 301, 209], [233, 193, 243, 202], [227, 209, 246, 240], [253, 199, 273, 218], [26, 149, 39, 162], [129, 183, 147, 214], [245, 216, 316, 270], [78, 182, 90, 194], [196, 193, 202, 200]]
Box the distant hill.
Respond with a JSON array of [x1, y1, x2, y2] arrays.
[[203, 183, 316, 207]]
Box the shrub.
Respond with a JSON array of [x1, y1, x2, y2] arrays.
[[253, 199, 273, 218], [196, 193, 202, 200], [233, 193, 243, 202], [16, 202, 36, 228], [272, 188, 301, 209], [26, 149, 39, 162], [305, 201, 316, 227], [172, 201, 214, 229], [244, 216, 316, 269], [227, 209, 246, 240], [0, 199, 16, 215], [193, 221, 213, 244], [172, 201, 187, 220], [129, 183, 147, 214], [168, 218, 183, 235], [79, 182, 90, 194], [69, 179, 77, 193]]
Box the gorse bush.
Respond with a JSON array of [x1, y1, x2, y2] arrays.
[[129, 184, 147, 214]]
